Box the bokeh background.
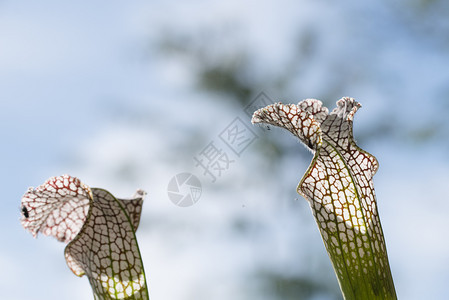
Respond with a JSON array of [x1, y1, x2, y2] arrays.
[[1, 1, 449, 299]]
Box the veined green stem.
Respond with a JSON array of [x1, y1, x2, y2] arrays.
[[302, 142, 395, 299]]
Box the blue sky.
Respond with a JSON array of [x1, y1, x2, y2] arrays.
[[1, 1, 449, 299]]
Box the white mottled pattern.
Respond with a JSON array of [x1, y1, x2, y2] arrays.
[[252, 97, 396, 299], [20, 175, 149, 300]]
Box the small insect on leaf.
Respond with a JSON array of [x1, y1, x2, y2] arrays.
[[21, 206, 29, 218]]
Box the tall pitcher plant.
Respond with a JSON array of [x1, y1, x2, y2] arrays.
[[252, 98, 396, 299]]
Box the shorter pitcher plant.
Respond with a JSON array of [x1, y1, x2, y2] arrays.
[[252, 97, 397, 299], [20, 174, 149, 300]]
